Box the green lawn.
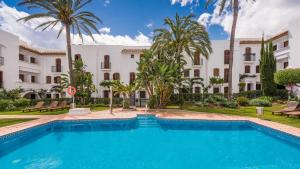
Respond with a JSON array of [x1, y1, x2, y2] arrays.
[[0, 118, 36, 127], [0, 106, 109, 115], [183, 104, 300, 128]]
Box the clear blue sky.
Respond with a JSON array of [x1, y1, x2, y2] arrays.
[[3, 0, 228, 40]]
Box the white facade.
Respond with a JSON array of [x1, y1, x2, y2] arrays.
[[1, 19, 300, 100]]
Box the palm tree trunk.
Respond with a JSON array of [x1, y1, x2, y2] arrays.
[[228, 0, 239, 100], [65, 24, 74, 85]]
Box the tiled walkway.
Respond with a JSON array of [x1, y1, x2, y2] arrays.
[[1, 109, 300, 139]]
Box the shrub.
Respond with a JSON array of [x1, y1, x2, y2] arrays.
[[236, 97, 249, 106], [274, 68, 300, 86], [234, 90, 263, 99], [249, 98, 272, 107], [204, 96, 216, 104], [13, 98, 31, 108], [148, 95, 158, 109], [219, 100, 238, 108], [0, 99, 15, 111]]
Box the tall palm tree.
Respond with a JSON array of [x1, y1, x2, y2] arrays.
[[18, 0, 101, 85], [152, 13, 212, 107], [206, 0, 248, 99]]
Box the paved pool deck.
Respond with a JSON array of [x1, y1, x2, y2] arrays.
[[1, 108, 300, 139]]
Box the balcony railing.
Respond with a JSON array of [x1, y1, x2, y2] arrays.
[[243, 53, 256, 61], [0, 56, 4, 65], [101, 62, 111, 69], [51, 66, 62, 73]]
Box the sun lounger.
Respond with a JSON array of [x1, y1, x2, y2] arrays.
[[57, 101, 70, 110], [39, 101, 59, 112], [272, 101, 299, 115], [22, 101, 44, 112], [285, 111, 300, 118]]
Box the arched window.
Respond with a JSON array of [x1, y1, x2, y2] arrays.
[[104, 55, 110, 69], [75, 54, 81, 61], [224, 50, 230, 64], [55, 58, 61, 72], [104, 73, 110, 80], [194, 52, 200, 65], [129, 72, 135, 84], [113, 73, 120, 80], [213, 68, 219, 77], [245, 47, 251, 54]]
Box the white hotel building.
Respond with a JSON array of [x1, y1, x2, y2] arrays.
[[0, 20, 300, 101]]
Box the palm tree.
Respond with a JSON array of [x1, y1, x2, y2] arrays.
[[152, 13, 212, 107], [18, 0, 101, 85], [205, 0, 252, 99], [112, 81, 136, 109]]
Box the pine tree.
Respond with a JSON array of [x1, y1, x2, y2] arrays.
[[260, 36, 277, 96]]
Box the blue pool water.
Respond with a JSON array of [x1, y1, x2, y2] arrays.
[[1, 115, 300, 169]]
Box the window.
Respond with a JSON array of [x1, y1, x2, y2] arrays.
[[131, 54, 134, 58], [55, 94, 60, 99], [0, 71, 3, 88], [273, 45, 277, 51], [194, 87, 201, 93], [224, 87, 229, 94], [140, 54, 144, 59], [19, 54, 25, 61], [213, 87, 220, 94], [19, 74, 24, 82], [284, 62, 289, 69], [245, 65, 251, 73], [30, 57, 36, 64], [56, 58, 62, 72], [113, 73, 120, 80], [256, 65, 260, 73], [31, 76, 36, 83], [46, 76, 51, 84], [103, 55, 110, 69], [245, 47, 251, 54], [284, 40, 289, 48], [213, 68, 219, 77], [75, 54, 81, 61], [247, 83, 252, 91], [184, 70, 190, 77], [129, 72, 135, 84], [104, 73, 110, 80], [224, 68, 229, 83], [256, 83, 261, 90], [139, 91, 146, 99], [54, 76, 61, 83], [194, 69, 200, 77], [46, 94, 52, 99], [194, 52, 200, 65], [103, 90, 109, 98], [224, 50, 230, 64]]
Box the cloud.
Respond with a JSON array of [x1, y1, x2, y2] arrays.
[[99, 27, 111, 34], [0, 2, 151, 49], [146, 23, 153, 28], [170, 0, 195, 6], [104, 0, 111, 7], [197, 13, 211, 27], [202, 0, 300, 38]]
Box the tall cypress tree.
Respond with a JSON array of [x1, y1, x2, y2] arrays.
[[260, 36, 277, 96]]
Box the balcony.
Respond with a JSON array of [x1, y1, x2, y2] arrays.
[[0, 56, 4, 65], [243, 53, 256, 62], [51, 66, 63, 73], [101, 62, 111, 70]]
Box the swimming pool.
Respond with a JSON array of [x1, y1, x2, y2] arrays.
[[1, 114, 300, 169]]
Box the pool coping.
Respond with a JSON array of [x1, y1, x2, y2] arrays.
[[1, 110, 300, 140]]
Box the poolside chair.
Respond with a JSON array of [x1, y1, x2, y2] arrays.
[[22, 101, 44, 112], [57, 101, 70, 110], [272, 101, 299, 115], [285, 111, 300, 118], [39, 101, 59, 112]]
